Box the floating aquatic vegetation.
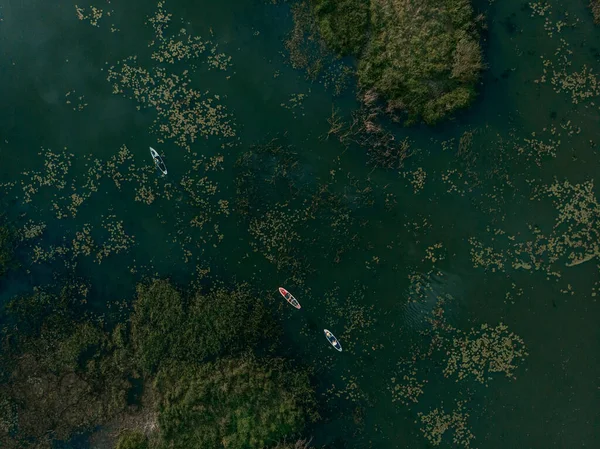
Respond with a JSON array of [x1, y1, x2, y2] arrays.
[[536, 38, 600, 105], [150, 28, 208, 64], [207, 46, 233, 71], [65, 90, 88, 111], [281, 92, 308, 117], [469, 178, 600, 273], [2, 143, 211, 268], [424, 243, 445, 265], [406, 270, 437, 302], [528, 1, 579, 37], [322, 63, 354, 96], [171, 154, 229, 252], [542, 179, 600, 266], [407, 167, 427, 193], [19, 149, 74, 203], [107, 2, 235, 151], [322, 284, 376, 354], [28, 217, 135, 267], [441, 168, 467, 196], [389, 364, 426, 405], [404, 215, 433, 241], [248, 203, 310, 284], [75, 4, 105, 27], [285, 0, 329, 78], [108, 60, 235, 151], [236, 139, 358, 283], [516, 129, 560, 165], [592, 0, 600, 23], [95, 215, 136, 264], [388, 278, 527, 448], [504, 282, 524, 304], [418, 400, 475, 449], [19, 220, 46, 241], [443, 323, 528, 384], [147, 1, 172, 40], [328, 374, 369, 404], [468, 237, 506, 272]]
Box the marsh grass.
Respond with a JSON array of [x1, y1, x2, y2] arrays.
[[298, 0, 484, 124], [311, 0, 369, 56], [0, 278, 315, 449], [328, 104, 413, 169], [359, 0, 484, 125], [154, 356, 317, 449]]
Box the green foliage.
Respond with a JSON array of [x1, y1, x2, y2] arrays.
[[116, 431, 149, 449], [0, 279, 314, 449], [302, 0, 484, 124], [131, 280, 276, 374], [357, 0, 483, 124], [311, 0, 369, 55], [154, 356, 318, 449], [0, 289, 132, 448], [130, 280, 185, 374], [358, 0, 483, 124]]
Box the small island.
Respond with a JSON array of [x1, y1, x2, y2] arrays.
[[311, 0, 484, 124]]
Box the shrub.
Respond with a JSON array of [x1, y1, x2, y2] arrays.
[[357, 0, 483, 125], [0, 290, 131, 448], [131, 280, 276, 374], [116, 431, 149, 449], [154, 357, 318, 449], [311, 0, 369, 55]]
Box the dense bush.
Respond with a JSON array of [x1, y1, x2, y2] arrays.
[[358, 0, 483, 124], [0, 279, 313, 449], [131, 280, 275, 374], [0, 290, 132, 448], [311, 0, 369, 55], [154, 357, 317, 449], [302, 0, 484, 124], [116, 431, 149, 449]]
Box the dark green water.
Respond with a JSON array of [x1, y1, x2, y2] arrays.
[[1, 0, 599, 448]]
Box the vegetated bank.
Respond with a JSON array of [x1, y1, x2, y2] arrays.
[[0, 279, 319, 449], [310, 0, 485, 125]]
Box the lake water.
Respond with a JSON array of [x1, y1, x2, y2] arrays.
[[1, 0, 599, 448]]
